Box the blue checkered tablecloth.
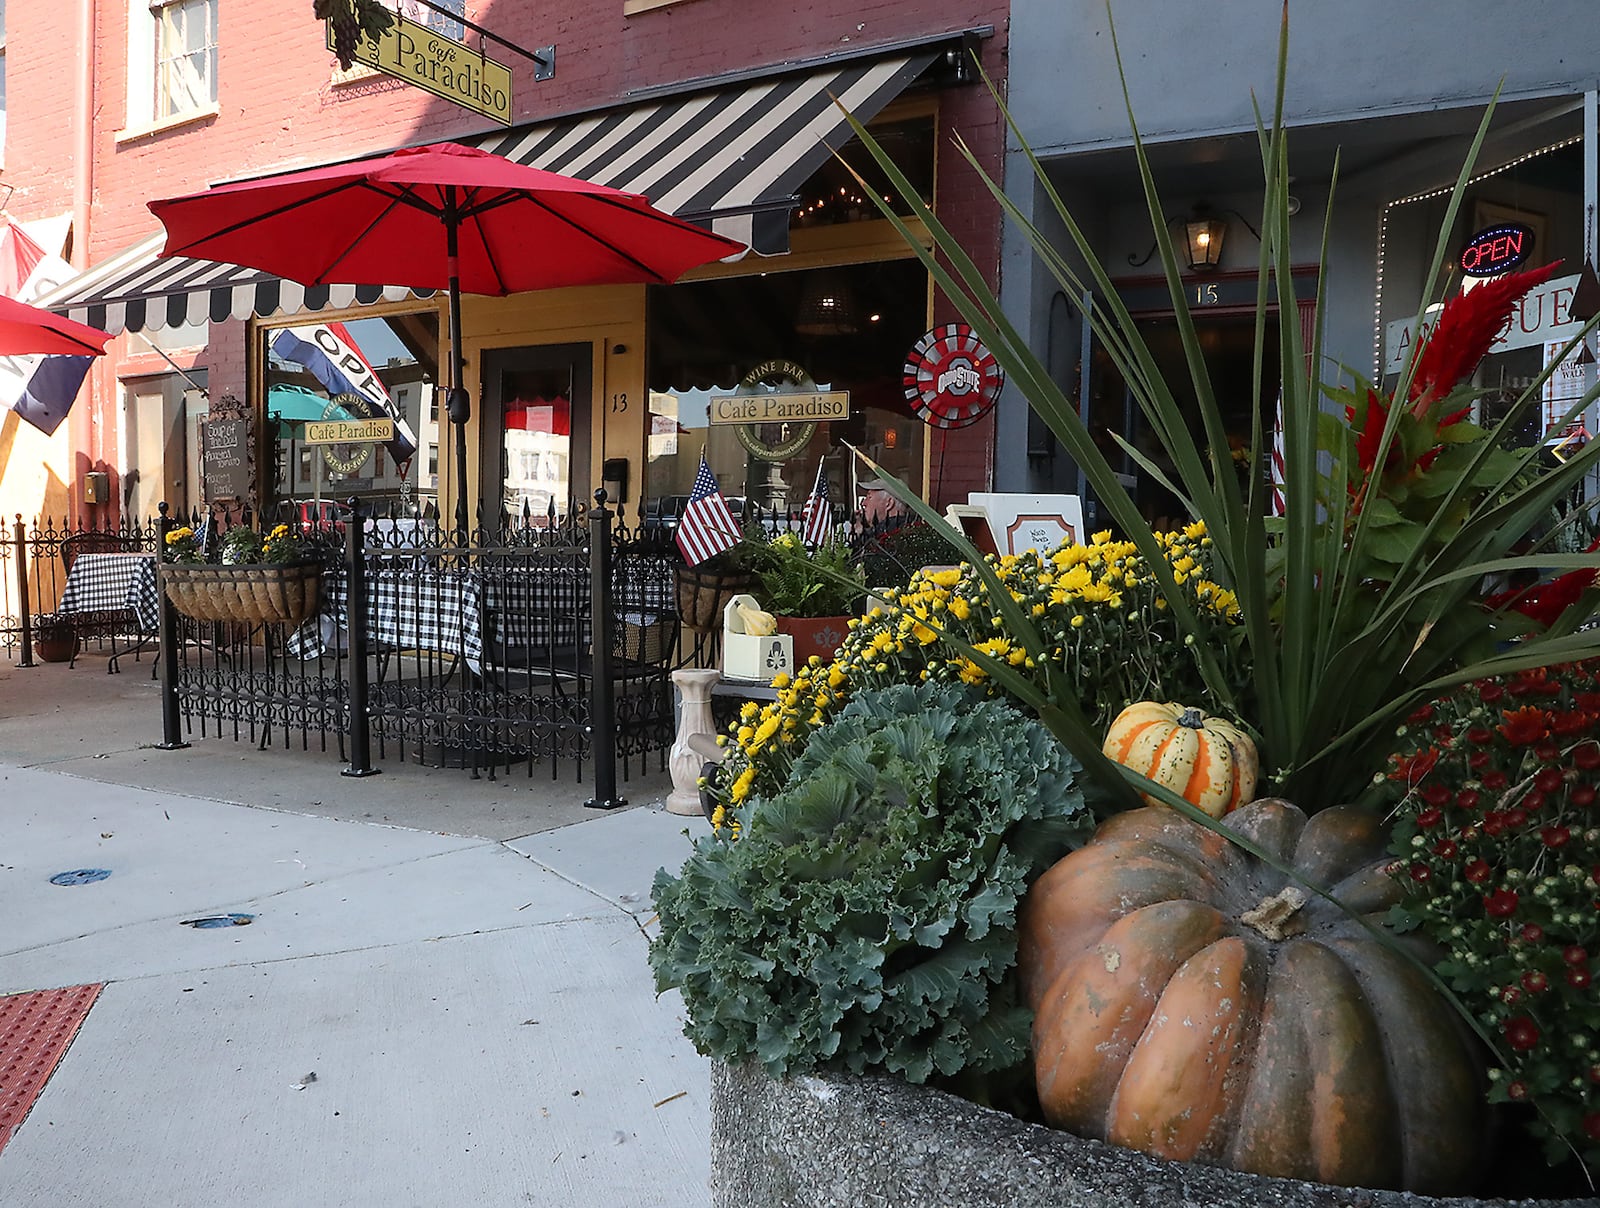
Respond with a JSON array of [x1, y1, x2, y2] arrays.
[[58, 553, 160, 632], [287, 568, 485, 661]]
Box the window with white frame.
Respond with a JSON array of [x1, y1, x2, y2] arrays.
[[154, 0, 216, 119], [125, 0, 216, 132]]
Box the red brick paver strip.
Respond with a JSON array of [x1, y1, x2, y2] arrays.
[[0, 985, 102, 1155]]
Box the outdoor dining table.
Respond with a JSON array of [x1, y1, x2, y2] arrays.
[[286, 567, 486, 673], [56, 552, 160, 674], [286, 563, 670, 690]]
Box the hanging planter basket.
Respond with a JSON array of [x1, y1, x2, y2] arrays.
[[675, 564, 756, 631], [161, 561, 324, 626]]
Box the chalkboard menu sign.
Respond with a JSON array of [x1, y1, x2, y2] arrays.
[[202, 413, 252, 502]]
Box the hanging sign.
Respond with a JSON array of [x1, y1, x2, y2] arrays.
[[1459, 223, 1534, 278], [903, 324, 1004, 430], [327, 12, 513, 125], [718, 360, 833, 461], [303, 419, 395, 444], [202, 413, 253, 502], [316, 395, 378, 476]]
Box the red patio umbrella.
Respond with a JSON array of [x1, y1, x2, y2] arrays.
[[149, 142, 745, 530], [0, 292, 112, 356]]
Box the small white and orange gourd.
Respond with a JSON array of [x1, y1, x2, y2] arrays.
[[1102, 700, 1258, 817]]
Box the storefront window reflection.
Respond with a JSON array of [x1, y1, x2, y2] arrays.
[[262, 311, 440, 520], [644, 260, 927, 528]]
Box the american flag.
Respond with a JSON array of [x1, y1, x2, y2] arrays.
[[800, 461, 832, 548], [1269, 392, 1287, 517], [676, 455, 741, 566]]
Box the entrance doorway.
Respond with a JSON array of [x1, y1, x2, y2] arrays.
[[1086, 314, 1281, 532], [481, 343, 593, 527]]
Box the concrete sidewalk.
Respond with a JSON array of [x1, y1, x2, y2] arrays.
[[0, 653, 713, 1206]]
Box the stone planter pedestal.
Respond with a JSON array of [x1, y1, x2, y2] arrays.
[[668, 668, 722, 817], [710, 1061, 1594, 1208]]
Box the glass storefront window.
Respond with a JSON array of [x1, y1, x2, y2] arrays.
[[261, 311, 440, 520], [645, 259, 927, 528], [1380, 139, 1587, 445]]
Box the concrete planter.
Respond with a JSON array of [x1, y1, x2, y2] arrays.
[[710, 1061, 1595, 1208]]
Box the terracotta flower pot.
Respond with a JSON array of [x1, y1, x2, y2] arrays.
[[774, 614, 851, 664], [33, 627, 78, 663]]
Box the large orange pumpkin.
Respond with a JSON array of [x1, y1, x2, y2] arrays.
[[1017, 799, 1487, 1194], [1102, 700, 1257, 817]]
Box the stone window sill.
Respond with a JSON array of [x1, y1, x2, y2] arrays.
[[115, 103, 221, 146]]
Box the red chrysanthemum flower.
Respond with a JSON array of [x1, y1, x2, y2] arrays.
[[1503, 1015, 1541, 1052], [1407, 262, 1562, 412], [1498, 707, 1550, 746], [1389, 748, 1438, 785], [1484, 888, 1520, 917]]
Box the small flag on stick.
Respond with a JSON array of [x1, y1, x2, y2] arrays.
[[676, 455, 741, 567], [1270, 391, 1287, 518], [800, 461, 832, 548]]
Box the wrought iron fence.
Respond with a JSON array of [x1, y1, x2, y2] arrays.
[[2, 512, 180, 665], [3, 492, 955, 790], [154, 498, 677, 796]]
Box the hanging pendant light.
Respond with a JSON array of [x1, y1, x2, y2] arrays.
[[795, 270, 861, 336]]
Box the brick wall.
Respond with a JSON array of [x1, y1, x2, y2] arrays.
[[5, 0, 1009, 523]]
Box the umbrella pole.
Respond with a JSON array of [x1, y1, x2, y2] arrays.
[[450, 274, 468, 536], [445, 188, 471, 537]]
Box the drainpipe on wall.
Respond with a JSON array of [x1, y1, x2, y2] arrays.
[[70, 0, 96, 524], [1585, 90, 1598, 510]]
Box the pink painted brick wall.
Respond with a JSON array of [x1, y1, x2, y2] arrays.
[[7, 0, 1008, 520]]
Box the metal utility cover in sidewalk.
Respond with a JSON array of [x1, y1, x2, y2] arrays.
[[0, 984, 102, 1154]]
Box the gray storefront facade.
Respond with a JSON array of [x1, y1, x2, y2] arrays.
[[997, 0, 1600, 523]]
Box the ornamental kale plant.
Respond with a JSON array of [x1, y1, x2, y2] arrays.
[[649, 683, 1090, 1083], [1382, 661, 1600, 1173]]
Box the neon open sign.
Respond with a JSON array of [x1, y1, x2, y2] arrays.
[[1460, 224, 1534, 277]]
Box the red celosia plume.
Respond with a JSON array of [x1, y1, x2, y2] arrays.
[[1407, 261, 1562, 413]]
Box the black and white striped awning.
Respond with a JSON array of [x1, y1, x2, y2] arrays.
[[38, 233, 432, 335], [41, 46, 938, 336], [473, 48, 937, 255]]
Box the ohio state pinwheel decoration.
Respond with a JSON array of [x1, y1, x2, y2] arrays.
[[902, 323, 1003, 430]]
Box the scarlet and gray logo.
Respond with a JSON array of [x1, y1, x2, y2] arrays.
[[903, 324, 1003, 430]]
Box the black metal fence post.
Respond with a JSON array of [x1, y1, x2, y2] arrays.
[[585, 489, 625, 809], [14, 514, 34, 669], [342, 497, 380, 778], [155, 502, 188, 749]]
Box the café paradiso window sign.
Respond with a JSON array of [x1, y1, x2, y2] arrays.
[[709, 359, 850, 461]]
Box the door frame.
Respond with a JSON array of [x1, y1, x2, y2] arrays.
[[480, 342, 595, 526]]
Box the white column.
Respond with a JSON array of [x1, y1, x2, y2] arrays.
[[667, 668, 723, 816]]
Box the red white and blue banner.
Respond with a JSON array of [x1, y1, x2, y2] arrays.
[[0, 223, 94, 436], [270, 321, 418, 463]]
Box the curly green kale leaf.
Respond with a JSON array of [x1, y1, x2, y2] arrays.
[[649, 682, 1090, 1081]]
